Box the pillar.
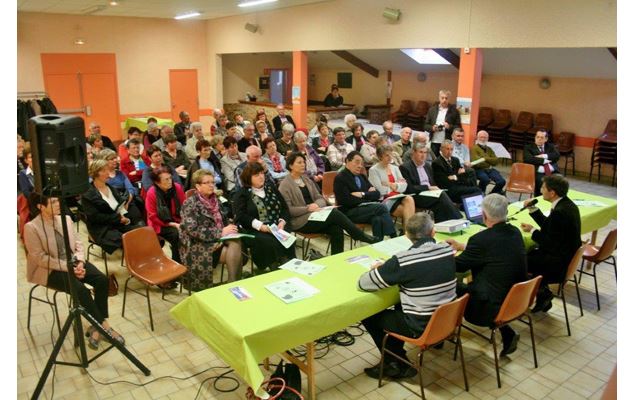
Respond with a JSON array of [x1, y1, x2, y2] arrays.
[[456, 48, 483, 145], [292, 50, 308, 129]]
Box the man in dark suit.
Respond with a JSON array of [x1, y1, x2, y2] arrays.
[[173, 111, 191, 146], [431, 140, 481, 203], [272, 103, 296, 135], [400, 143, 462, 222], [523, 130, 560, 196], [334, 151, 396, 239], [447, 194, 528, 357], [521, 175, 581, 313], [424, 89, 462, 156]]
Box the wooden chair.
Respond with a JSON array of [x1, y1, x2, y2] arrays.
[[578, 229, 617, 310], [505, 163, 535, 200], [321, 171, 337, 205], [487, 109, 513, 147], [405, 101, 429, 130], [526, 113, 553, 136], [121, 227, 188, 331], [556, 244, 586, 336], [378, 294, 470, 399], [555, 131, 576, 176], [508, 112, 534, 159], [463, 276, 542, 388], [477, 107, 495, 130], [391, 100, 414, 125]]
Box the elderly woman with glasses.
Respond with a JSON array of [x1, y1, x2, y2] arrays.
[[232, 162, 295, 272], [180, 170, 245, 288], [293, 131, 324, 184]]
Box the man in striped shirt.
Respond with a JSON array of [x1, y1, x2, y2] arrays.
[[358, 212, 457, 379]]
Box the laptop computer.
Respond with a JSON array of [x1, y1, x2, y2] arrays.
[[461, 193, 485, 225]]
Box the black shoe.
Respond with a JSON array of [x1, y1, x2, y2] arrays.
[[531, 291, 554, 313], [364, 362, 400, 379], [432, 341, 444, 350], [500, 333, 520, 357], [541, 299, 553, 313], [394, 365, 418, 379], [359, 233, 382, 244]]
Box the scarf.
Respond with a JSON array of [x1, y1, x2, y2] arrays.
[[154, 184, 181, 223], [196, 192, 224, 232], [271, 153, 283, 172]]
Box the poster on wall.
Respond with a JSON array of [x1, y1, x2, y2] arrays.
[[292, 86, 301, 105], [456, 97, 472, 124]]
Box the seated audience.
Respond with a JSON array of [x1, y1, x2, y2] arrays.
[[368, 144, 416, 226], [120, 138, 149, 188], [327, 127, 355, 170], [400, 143, 462, 222], [432, 140, 481, 203], [141, 145, 181, 191], [262, 137, 289, 183], [346, 122, 366, 152], [334, 151, 396, 239], [87, 133, 104, 158], [343, 113, 357, 136], [234, 145, 276, 190], [309, 114, 330, 140], [279, 152, 378, 254], [220, 136, 247, 194], [255, 109, 274, 137], [451, 127, 471, 167], [18, 146, 34, 197], [323, 84, 344, 107], [447, 194, 528, 357], [214, 114, 229, 137], [393, 127, 412, 158], [145, 166, 186, 264], [293, 131, 324, 185], [226, 122, 241, 141], [97, 149, 138, 198], [162, 133, 190, 182], [275, 123, 296, 157], [402, 131, 434, 165], [234, 112, 246, 133], [118, 127, 144, 159], [232, 162, 295, 272], [237, 122, 260, 152], [17, 134, 26, 175], [143, 121, 161, 150], [185, 122, 205, 161], [311, 122, 332, 155], [255, 120, 273, 143], [381, 120, 401, 145], [180, 170, 245, 288], [523, 129, 560, 196], [471, 130, 506, 195], [360, 130, 380, 167], [25, 193, 125, 349], [272, 104, 296, 135], [174, 111, 191, 145], [89, 121, 116, 151], [520, 175, 581, 313], [210, 134, 226, 162], [153, 125, 183, 151], [184, 139, 223, 191], [359, 212, 456, 379], [81, 160, 144, 254]]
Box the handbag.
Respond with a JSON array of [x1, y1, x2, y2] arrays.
[[108, 273, 119, 297]]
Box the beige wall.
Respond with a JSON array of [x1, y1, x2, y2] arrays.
[[18, 12, 211, 121], [222, 53, 291, 103]]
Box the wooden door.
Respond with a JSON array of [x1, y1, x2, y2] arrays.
[[169, 69, 199, 122]]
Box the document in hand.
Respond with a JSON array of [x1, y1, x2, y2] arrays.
[[265, 277, 320, 304], [307, 206, 337, 222], [470, 157, 486, 166], [382, 193, 407, 203], [487, 142, 511, 159], [279, 258, 325, 276], [419, 189, 446, 198], [269, 224, 297, 248], [219, 233, 256, 242]]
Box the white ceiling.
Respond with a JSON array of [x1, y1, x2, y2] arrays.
[[16, 0, 330, 19]]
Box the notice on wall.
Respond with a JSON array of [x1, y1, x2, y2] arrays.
[[457, 97, 472, 124], [292, 86, 301, 105]]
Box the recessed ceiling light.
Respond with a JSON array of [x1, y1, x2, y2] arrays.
[[174, 11, 201, 20], [74, 38, 86, 45], [238, 0, 278, 8], [109, 1, 119, 5], [400, 49, 450, 65]]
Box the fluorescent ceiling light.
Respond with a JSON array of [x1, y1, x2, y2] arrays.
[[400, 49, 450, 65], [238, 0, 278, 8], [174, 11, 201, 20]]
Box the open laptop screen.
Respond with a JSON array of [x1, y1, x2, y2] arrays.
[[462, 193, 484, 221]]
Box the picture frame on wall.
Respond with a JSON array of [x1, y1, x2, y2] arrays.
[[259, 76, 270, 90], [337, 72, 352, 89]]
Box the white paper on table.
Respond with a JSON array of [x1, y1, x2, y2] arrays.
[[269, 224, 297, 248], [265, 277, 320, 304], [308, 206, 336, 222], [419, 189, 446, 198], [509, 200, 525, 209], [573, 200, 607, 207], [372, 236, 412, 256], [346, 254, 386, 270], [487, 142, 511, 159], [470, 157, 486, 166], [279, 258, 325, 276]]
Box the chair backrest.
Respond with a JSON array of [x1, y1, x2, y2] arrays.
[[322, 171, 337, 198], [494, 276, 542, 325], [565, 244, 587, 281], [185, 189, 196, 199], [507, 163, 535, 191], [414, 101, 429, 114], [413, 294, 470, 348], [122, 226, 166, 272], [494, 109, 512, 124], [398, 100, 413, 113], [556, 131, 575, 152], [534, 113, 553, 130], [478, 107, 494, 124], [516, 111, 534, 127], [603, 119, 617, 136], [594, 229, 617, 261]]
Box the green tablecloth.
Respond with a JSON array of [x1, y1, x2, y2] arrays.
[[123, 116, 175, 133], [170, 189, 616, 394]]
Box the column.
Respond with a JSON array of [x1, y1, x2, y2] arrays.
[[456, 48, 483, 145], [292, 50, 308, 129]]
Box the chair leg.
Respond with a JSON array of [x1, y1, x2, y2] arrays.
[[121, 276, 132, 318], [378, 334, 388, 388], [561, 283, 571, 336], [491, 328, 501, 388], [457, 333, 469, 392], [564, 157, 568, 176], [528, 316, 539, 368], [102, 248, 109, 276], [572, 154, 575, 176], [146, 285, 154, 331], [573, 277, 584, 317], [611, 256, 617, 280], [417, 351, 426, 400], [52, 291, 62, 335], [592, 263, 600, 310], [27, 285, 37, 331]]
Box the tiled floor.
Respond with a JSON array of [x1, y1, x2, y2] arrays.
[[17, 171, 617, 399]]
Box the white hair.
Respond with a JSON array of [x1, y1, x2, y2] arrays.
[[293, 131, 307, 142], [482, 194, 508, 223], [190, 122, 203, 130], [282, 123, 295, 134], [344, 114, 357, 124], [412, 131, 429, 142]]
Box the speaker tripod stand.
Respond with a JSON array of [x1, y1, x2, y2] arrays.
[[31, 196, 150, 400]]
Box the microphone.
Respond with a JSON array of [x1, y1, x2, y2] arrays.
[[507, 198, 538, 221]]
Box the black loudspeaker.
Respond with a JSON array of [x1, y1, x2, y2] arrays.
[[28, 115, 89, 197]]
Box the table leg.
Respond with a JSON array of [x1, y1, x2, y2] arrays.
[[586, 230, 598, 270], [282, 342, 316, 400], [263, 357, 270, 371]]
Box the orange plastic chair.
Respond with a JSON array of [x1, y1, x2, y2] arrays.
[[505, 163, 535, 200], [463, 276, 542, 388], [578, 229, 617, 310], [121, 227, 188, 331], [557, 244, 586, 336], [378, 294, 470, 399]]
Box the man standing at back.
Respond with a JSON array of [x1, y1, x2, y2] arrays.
[[174, 111, 191, 146], [446, 194, 528, 357], [272, 104, 296, 135], [521, 175, 581, 313], [424, 89, 462, 156], [359, 212, 456, 379]]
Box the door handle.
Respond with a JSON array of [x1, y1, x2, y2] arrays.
[[85, 105, 92, 116]]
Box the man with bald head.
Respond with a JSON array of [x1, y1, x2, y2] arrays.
[[234, 145, 276, 190], [470, 130, 506, 194]]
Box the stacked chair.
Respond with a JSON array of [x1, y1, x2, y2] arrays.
[[486, 109, 513, 148], [589, 119, 617, 186], [390, 100, 413, 126], [555, 131, 576, 176], [507, 111, 534, 161], [404, 101, 429, 130], [477, 107, 495, 131]]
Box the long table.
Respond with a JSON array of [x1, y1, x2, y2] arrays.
[[170, 189, 616, 399]]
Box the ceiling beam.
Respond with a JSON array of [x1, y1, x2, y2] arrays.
[[607, 47, 617, 60], [432, 49, 460, 69], [331, 51, 379, 78]]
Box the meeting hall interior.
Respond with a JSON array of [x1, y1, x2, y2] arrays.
[[16, 0, 625, 399]]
